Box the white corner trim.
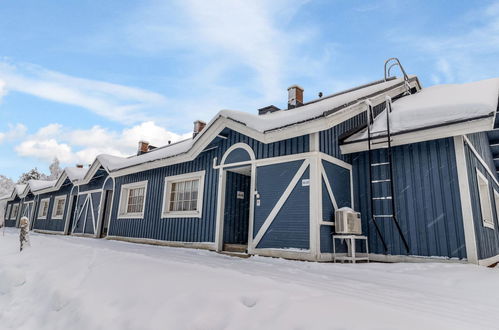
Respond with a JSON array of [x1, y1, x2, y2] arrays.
[[117, 180, 148, 219], [310, 154, 321, 259], [161, 170, 206, 219], [453, 136, 478, 264], [251, 159, 310, 249]]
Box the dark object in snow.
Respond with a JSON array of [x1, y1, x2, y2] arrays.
[[19, 216, 30, 252]]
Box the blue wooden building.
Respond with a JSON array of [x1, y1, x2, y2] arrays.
[[4, 66, 499, 266]]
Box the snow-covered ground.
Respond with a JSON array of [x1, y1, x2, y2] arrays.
[[0, 229, 498, 330]]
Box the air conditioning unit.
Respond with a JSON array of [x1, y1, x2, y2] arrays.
[[335, 208, 362, 235]]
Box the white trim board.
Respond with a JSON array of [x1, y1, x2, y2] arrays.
[[341, 116, 494, 154], [453, 136, 479, 264]]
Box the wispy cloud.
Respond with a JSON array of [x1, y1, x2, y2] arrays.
[[14, 121, 190, 165], [0, 61, 168, 124], [395, 1, 499, 84], [0, 123, 27, 144]]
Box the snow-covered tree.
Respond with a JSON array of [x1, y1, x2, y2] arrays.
[[0, 175, 14, 196], [18, 168, 44, 184], [47, 158, 63, 180]]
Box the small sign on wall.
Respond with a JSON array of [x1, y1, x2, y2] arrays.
[[237, 191, 245, 199], [301, 179, 310, 187]]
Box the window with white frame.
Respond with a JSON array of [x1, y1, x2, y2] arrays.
[[10, 204, 19, 220], [38, 198, 50, 219], [162, 171, 205, 218], [5, 204, 11, 219], [52, 196, 67, 219], [477, 170, 494, 228], [118, 181, 148, 218], [494, 190, 499, 229]]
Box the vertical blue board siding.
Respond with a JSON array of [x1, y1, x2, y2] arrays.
[[320, 102, 386, 162], [464, 138, 499, 260], [353, 138, 466, 259], [320, 160, 352, 253], [109, 128, 309, 244], [224, 148, 251, 164], [254, 160, 304, 234], [223, 172, 250, 244], [257, 167, 310, 249], [33, 181, 73, 232]]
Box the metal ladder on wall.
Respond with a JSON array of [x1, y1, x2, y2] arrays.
[[366, 97, 410, 254]]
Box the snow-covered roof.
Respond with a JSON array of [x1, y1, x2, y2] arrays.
[[28, 179, 57, 192], [0, 194, 10, 201], [65, 167, 88, 182], [96, 139, 194, 172], [92, 76, 417, 173], [344, 78, 499, 145], [15, 184, 27, 195], [218, 76, 416, 133]]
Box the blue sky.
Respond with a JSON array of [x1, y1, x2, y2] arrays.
[[1, 0, 499, 180]]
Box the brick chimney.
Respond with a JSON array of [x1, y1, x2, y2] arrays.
[[193, 120, 206, 138], [287, 85, 304, 109], [76, 164, 83, 168], [137, 140, 149, 155]]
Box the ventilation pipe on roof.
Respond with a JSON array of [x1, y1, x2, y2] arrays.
[[76, 164, 83, 168], [287, 85, 304, 109], [137, 140, 150, 155], [193, 120, 206, 138]]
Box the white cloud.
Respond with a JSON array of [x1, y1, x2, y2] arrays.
[[14, 121, 190, 166], [398, 2, 499, 83], [0, 123, 28, 144], [0, 62, 168, 124]]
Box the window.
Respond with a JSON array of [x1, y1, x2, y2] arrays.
[[10, 204, 19, 220], [52, 196, 67, 219], [494, 190, 499, 228], [162, 171, 205, 218], [38, 198, 50, 219], [118, 181, 148, 218], [5, 204, 11, 219], [477, 170, 494, 229]]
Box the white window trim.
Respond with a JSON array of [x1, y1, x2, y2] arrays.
[[494, 190, 499, 229], [51, 195, 67, 220], [5, 204, 11, 219], [37, 198, 51, 220], [476, 169, 494, 229], [161, 170, 205, 219], [9, 204, 18, 220], [117, 180, 148, 219]]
